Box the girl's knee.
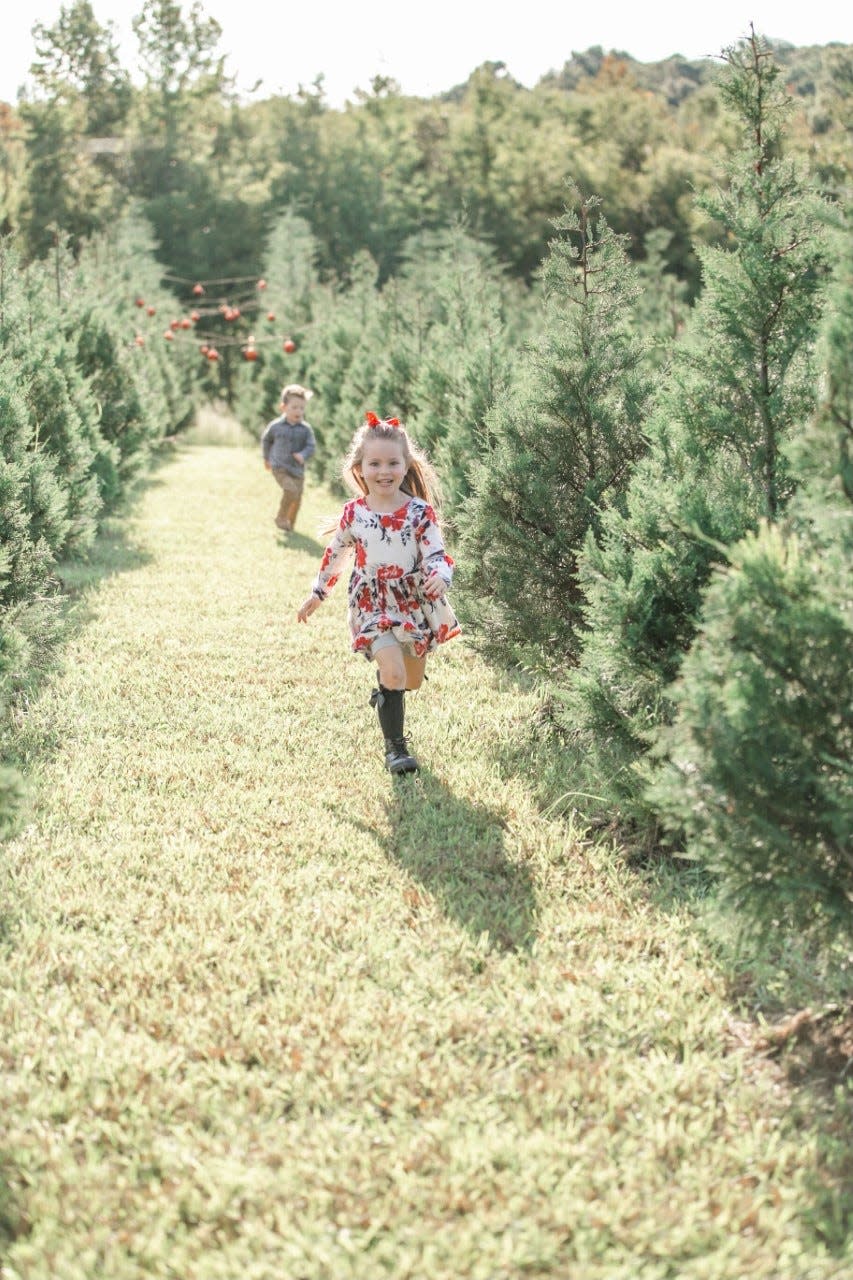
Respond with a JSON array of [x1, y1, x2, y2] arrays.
[[375, 652, 406, 690]]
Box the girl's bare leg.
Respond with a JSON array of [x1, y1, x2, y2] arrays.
[[374, 645, 407, 690], [403, 653, 426, 690]]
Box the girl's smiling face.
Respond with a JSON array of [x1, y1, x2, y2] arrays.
[[358, 436, 407, 502]]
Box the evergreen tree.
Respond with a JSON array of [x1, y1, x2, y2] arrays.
[[7, 247, 114, 552], [403, 225, 522, 513], [458, 193, 651, 670], [231, 208, 320, 442], [650, 201, 853, 941], [0, 358, 68, 587], [560, 33, 829, 827], [632, 228, 691, 364], [293, 250, 383, 486], [0, 348, 66, 836], [84, 213, 200, 466], [72, 310, 154, 504], [0, 241, 105, 553]]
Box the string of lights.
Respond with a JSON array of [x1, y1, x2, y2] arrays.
[[131, 276, 296, 360]]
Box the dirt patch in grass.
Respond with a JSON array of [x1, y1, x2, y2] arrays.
[[762, 1005, 853, 1090]]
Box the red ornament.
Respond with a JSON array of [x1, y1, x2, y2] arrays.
[[134, 334, 145, 346], [192, 282, 205, 296], [200, 344, 209, 356], [146, 305, 156, 316], [190, 310, 200, 323], [135, 297, 145, 308], [244, 347, 258, 361], [257, 278, 267, 290], [283, 338, 296, 353], [180, 317, 192, 329], [206, 347, 220, 361], [163, 330, 174, 341], [266, 311, 276, 322], [170, 318, 180, 330]]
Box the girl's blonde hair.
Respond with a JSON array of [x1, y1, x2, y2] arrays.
[[343, 416, 443, 510]]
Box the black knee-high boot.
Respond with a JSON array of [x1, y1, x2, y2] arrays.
[[370, 685, 419, 774]]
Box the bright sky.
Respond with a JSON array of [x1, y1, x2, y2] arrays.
[[2, 0, 851, 107]]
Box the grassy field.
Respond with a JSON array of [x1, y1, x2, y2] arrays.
[[1, 413, 851, 1280]]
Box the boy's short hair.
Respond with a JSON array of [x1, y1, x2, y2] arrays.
[[281, 383, 313, 403]]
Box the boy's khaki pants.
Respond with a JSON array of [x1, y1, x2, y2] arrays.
[[272, 469, 304, 529]]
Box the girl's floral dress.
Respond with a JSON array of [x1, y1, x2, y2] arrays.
[[311, 495, 461, 658]]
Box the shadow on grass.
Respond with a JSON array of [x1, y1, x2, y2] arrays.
[[57, 512, 153, 601], [277, 528, 326, 557], [378, 766, 538, 953], [0, 1161, 30, 1264]]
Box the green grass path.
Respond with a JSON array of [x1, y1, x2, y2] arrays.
[[0, 436, 848, 1279]]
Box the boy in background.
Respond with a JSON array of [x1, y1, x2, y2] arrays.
[[261, 384, 317, 532]]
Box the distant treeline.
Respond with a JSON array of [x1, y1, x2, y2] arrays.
[[1, 1, 851, 291]]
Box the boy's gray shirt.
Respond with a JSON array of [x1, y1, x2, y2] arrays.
[[261, 416, 316, 478]]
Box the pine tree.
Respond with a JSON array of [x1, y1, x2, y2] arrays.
[[231, 209, 320, 448], [0, 241, 106, 554], [73, 310, 154, 505], [560, 33, 830, 827], [458, 192, 651, 669], [0, 351, 67, 836], [404, 225, 521, 514], [301, 227, 525, 506], [10, 309, 105, 553], [300, 251, 380, 487], [318, 259, 428, 476], [650, 201, 853, 941]]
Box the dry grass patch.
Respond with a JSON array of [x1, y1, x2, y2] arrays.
[[0, 432, 851, 1279]]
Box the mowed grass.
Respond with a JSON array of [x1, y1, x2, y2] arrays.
[[0, 423, 850, 1280]]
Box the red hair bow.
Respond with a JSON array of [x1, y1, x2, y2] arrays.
[[365, 412, 401, 429]]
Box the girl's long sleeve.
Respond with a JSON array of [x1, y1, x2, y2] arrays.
[[415, 504, 454, 586], [311, 506, 356, 600]]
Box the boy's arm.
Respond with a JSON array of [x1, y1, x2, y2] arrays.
[[261, 422, 274, 464]]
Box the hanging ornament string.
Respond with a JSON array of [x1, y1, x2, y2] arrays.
[[130, 274, 294, 359]]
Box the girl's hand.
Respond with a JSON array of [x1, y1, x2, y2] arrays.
[[421, 570, 446, 601], [297, 595, 321, 623]]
